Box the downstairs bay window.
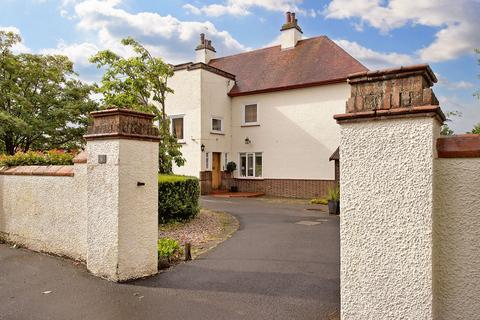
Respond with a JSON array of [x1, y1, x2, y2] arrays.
[[239, 152, 262, 178]]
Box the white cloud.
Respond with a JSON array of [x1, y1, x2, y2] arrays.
[[72, 0, 248, 65], [39, 40, 100, 67], [0, 26, 31, 53], [324, 0, 480, 62], [437, 74, 475, 90], [334, 39, 414, 70], [184, 0, 304, 17]]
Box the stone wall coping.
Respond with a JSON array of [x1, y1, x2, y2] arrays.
[[72, 151, 87, 163], [89, 108, 156, 119], [0, 165, 74, 177], [437, 134, 480, 158], [334, 105, 446, 123]]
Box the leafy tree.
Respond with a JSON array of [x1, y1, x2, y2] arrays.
[[467, 123, 480, 134], [90, 37, 184, 173], [440, 111, 462, 136], [0, 31, 97, 155]]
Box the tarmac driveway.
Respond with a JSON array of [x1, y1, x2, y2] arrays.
[[0, 196, 340, 320]]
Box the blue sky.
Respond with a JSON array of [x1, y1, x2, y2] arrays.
[[1, 0, 479, 132]]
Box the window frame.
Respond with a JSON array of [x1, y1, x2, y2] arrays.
[[210, 115, 224, 134], [205, 152, 210, 171], [239, 152, 263, 178], [242, 103, 259, 126], [170, 114, 185, 143]]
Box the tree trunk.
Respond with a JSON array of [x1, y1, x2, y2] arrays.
[[4, 133, 15, 155]]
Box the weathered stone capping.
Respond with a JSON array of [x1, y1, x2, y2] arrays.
[[0, 165, 74, 177], [437, 134, 480, 158], [84, 108, 160, 142], [345, 64, 439, 113]]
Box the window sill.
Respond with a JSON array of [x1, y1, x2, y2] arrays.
[[210, 131, 225, 135], [177, 139, 186, 144], [235, 177, 264, 180], [241, 123, 260, 127]]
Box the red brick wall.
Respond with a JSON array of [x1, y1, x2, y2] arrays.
[[233, 178, 335, 199]]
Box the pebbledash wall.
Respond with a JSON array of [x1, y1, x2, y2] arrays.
[[337, 64, 480, 319], [0, 161, 87, 261], [0, 109, 160, 282]]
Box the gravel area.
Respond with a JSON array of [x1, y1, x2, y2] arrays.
[[158, 209, 239, 258]]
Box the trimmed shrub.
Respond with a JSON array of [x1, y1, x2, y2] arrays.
[[158, 174, 200, 223], [0, 150, 75, 167]]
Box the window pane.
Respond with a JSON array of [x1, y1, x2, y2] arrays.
[[255, 153, 262, 177], [247, 153, 254, 176], [240, 153, 246, 177], [172, 118, 184, 139], [212, 118, 222, 131], [244, 104, 257, 123]]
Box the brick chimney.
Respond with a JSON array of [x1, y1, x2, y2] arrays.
[[195, 33, 216, 64], [280, 11, 303, 50]]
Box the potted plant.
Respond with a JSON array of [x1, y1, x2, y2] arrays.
[[326, 185, 340, 215], [225, 161, 238, 192]]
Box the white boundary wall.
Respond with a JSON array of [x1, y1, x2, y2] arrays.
[[0, 164, 87, 261], [433, 158, 480, 319]]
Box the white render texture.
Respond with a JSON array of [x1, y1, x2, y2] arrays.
[[280, 27, 302, 49], [87, 139, 158, 281], [195, 48, 215, 64], [0, 164, 87, 261], [340, 116, 439, 319], [433, 158, 480, 319], [231, 84, 348, 180]]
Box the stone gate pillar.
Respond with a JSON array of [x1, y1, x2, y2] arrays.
[[335, 65, 445, 319], [84, 108, 160, 281]]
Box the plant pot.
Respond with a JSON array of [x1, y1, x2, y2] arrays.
[[328, 200, 340, 215]]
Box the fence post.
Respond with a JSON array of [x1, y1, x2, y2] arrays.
[[335, 65, 445, 319], [84, 108, 160, 281]]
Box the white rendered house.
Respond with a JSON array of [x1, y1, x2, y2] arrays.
[[164, 12, 367, 198]]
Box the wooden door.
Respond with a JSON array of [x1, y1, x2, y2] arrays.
[[212, 152, 221, 190]]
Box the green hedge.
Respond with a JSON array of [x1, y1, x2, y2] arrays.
[[0, 150, 75, 167], [158, 174, 200, 223]]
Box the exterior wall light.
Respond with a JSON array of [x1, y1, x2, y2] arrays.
[[201, 144, 205, 152], [245, 137, 251, 144]]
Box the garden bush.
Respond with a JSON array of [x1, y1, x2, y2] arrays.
[[157, 237, 181, 259], [158, 174, 200, 223], [0, 150, 75, 167]]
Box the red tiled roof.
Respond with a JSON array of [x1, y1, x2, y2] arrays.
[[208, 36, 368, 96]]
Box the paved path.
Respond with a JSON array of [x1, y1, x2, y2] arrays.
[[0, 197, 339, 320]]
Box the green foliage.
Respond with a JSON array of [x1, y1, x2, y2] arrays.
[[157, 238, 181, 258], [90, 37, 184, 173], [310, 198, 328, 205], [467, 123, 480, 134], [225, 161, 237, 173], [0, 31, 97, 155], [441, 111, 462, 136], [326, 185, 340, 202], [0, 150, 75, 167], [158, 174, 200, 223]]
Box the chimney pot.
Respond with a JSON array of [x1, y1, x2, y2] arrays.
[[200, 33, 205, 45], [291, 12, 296, 23], [286, 11, 292, 23]]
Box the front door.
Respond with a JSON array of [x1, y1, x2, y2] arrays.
[[212, 152, 222, 190]]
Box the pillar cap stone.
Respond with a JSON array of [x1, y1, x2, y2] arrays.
[[336, 64, 445, 124], [84, 108, 160, 142]]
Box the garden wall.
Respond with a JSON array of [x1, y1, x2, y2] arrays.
[[433, 135, 480, 319], [0, 158, 87, 261]]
